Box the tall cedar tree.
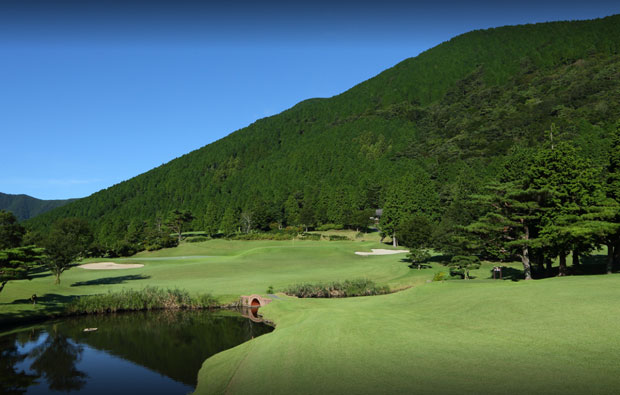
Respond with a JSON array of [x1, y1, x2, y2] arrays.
[[203, 203, 220, 237], [526, 143, 603, 276]]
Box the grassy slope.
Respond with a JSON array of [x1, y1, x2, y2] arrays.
[[0, 237, 424, 326], [196, 275, 620, 395]]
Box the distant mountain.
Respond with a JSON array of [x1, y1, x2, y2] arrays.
[[27, 15, 620, 244], [0, 192, 77, 221]]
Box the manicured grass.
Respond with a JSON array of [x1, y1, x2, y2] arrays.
[[2, 236, 617, 393], [196, 275, 620, 394], [0, 238, 420, 326]]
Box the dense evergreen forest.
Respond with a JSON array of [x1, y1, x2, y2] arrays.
[[0, 193, 76, 221], [25, 15, 620, 267]]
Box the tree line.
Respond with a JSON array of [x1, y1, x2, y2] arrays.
[[23, 15, 620, 249]]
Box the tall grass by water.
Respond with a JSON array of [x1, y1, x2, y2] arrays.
[[65, 286, 218, 314], [284, 279, 389, 298]]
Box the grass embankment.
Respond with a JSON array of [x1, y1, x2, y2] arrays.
[[0, 236, 420, 327], [196, 275, 620, 394]]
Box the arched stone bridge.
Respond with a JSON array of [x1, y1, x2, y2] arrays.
[[239, 294, 272, 308]]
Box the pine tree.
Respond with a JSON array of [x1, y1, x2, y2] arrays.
[[220, 207, 239, 236], [527, 142, 603, 276], [203, 203, 220, 237], [467, 181, 543, 280]]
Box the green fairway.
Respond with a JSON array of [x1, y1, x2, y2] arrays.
[[0, 238, 422, 325], [196, 275, 620, 394], [3, 238, 618, 394]]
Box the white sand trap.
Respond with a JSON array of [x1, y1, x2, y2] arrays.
[[79, 262, 144, 270], [355, 249, 409, 256]]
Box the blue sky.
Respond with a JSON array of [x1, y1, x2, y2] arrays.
[[1, 0, 619, 199]]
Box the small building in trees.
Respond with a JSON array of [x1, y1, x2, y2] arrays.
[[372, 209, 383, 224]]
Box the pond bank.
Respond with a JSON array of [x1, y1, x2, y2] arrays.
[[1, 309, 273, 394]]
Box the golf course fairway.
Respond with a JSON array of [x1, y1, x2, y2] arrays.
[[2, 238, 619, 394], [196, 275, 620, 395]]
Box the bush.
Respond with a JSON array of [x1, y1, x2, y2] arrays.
[[328, 235, 350, 241], [144, 232, 178, 251], [284, 279, 389, 298], [107, 241, 143, 257], [65, 286, 218, 315], [299, 233, 321, 241], [232, 232, 294, 241], [266, 285, 274, 294], [316, 224, 343, 231], [433, 271, 446, 282], [355, 232, 364, 239], [184, 236, 209, 243], [449, 255, 481, 279]]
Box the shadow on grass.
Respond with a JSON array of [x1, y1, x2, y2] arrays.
[[428, 255, 453, 264], [488, 266, 524, 281], [400, 258, 433, 270], [0, 293, 80, 329], [572, 255, 612, 275], [7, 293, 77, 307], [70, 274, 150, 287]]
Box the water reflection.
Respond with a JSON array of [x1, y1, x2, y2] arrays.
[[0, 309, 273, 394], [28, 328, 88, 392], [239, 306, 263, 323]]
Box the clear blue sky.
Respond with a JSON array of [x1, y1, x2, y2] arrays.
[[1, 0, 618, 199]]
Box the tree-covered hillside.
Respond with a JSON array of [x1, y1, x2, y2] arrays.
[[0, 193, 76, 221], [27, 15, 620, 246]]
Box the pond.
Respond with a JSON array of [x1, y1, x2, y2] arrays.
[[0, 309, 273, 394]]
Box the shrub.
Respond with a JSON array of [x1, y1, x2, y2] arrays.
[[316, 224, 343, 231], [266, 285, 274, 294], [328, 235, 350, 241], [284, 279, 389, 298], [184, 236, 209, 243], [65, 286, 218, 315], [232, 232, 294, 241], [299, 233, 321, 241], [433, 271, 446, 282], [355, 232, 364, 239], [449, 255, 481, 279]]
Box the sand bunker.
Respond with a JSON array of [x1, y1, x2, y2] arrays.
[[355, 249, 409, 256], [79, 262, 144, 270]]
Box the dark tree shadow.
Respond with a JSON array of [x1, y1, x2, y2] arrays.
[[428, 254, 453, 265], [70, 275, 150, 287], [572, 254, 610, 275], [488, 266, 524, 281], [7, 293, 78, 307], [399, 258, 433, 270], [0, 294, 81, 329]]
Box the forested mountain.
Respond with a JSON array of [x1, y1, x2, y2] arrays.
[[0, 193, 76, 221], [27, 15, 620, 246]]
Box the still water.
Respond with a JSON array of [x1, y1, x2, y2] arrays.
[[0, 309, 273, 394]]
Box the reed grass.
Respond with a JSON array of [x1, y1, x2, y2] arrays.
[[283, 279, 389, 298], [65, 286, 218, 314]]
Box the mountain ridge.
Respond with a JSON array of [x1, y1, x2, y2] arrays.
[[26, 14, 620, 244], [0, 192, 77, 221]]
